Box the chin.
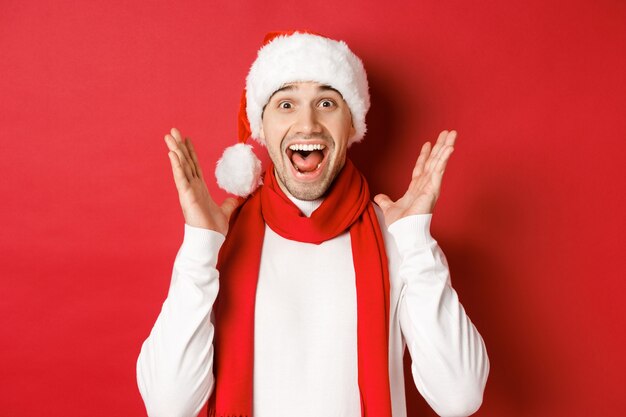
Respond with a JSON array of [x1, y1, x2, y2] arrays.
[[269, 134, 347, 200], [279, 157, 344, 201], [285, 182, 328, 201]]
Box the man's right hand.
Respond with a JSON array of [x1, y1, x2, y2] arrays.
[[164, 127, 240, 236]]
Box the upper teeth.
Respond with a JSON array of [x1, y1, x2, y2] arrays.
[[289, 143, 326, 151]]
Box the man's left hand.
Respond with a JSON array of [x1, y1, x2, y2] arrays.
[[374, 130, 457, 227]]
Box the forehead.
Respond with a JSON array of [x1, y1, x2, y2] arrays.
[[268, 81, 343, 101]]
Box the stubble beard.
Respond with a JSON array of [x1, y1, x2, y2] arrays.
[[275, 156, 345, 201], [270, 135, 345, 201]]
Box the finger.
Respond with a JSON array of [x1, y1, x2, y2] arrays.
[[426, 130, 454, 172], [428, 147, 454, 198], [374, 193, 394, 211], [170, 127, 183, 142], [446, 130, 458, 147], [430, 147, 454, 194], [166, 135, 193, 181], [182, 138, 197, 178], [167, 151, 189, 192], [429, 130, 449, 160], [164, 134, 178, 152], [171, 128, 197, 178], [171, 128, 196, 177], [220, 197, 241, 219], [165, 134, 194, 181], [434, 146, 454, 174], [424, 131, 447, 173], [186, 137, 204, 179], [412, 142, 431, 178]]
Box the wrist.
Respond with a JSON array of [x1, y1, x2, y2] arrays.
[[183, 212, 226, 236]]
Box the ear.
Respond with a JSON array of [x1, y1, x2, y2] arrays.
[[259, 124, 265, 141]]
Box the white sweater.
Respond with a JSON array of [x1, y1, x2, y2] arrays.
[[136, 198, 490, 417]]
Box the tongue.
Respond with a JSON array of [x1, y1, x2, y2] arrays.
[[292, 150, 324, 173]]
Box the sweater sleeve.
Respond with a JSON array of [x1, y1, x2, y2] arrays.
[[136, 224, 225, 417], [386, 214, 490, 417]]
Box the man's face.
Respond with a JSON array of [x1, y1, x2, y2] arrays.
[[260, 81, 356, 201]]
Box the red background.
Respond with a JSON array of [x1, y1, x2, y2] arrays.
[[1, 1, 624, 416]]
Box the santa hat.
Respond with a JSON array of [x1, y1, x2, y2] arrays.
[[215, 30, 370, 197]]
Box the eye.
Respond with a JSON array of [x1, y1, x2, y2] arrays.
[[319, 99, 335, 108], [279, 101, 293, 109]]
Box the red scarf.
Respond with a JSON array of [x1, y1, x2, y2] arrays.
[[208, 159, 392, 417]]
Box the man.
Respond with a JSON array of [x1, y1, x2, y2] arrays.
[[137, 31, 489, 417]]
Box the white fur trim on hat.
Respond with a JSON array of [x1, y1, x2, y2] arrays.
[[246, 32, 370, 147], [215, 143, 262, 197]]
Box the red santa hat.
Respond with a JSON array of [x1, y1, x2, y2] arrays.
[[215, 30, 370, 197]]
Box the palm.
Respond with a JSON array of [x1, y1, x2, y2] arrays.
[[375, 130, 457, 227], [177, 172, 228, 234], [165, 128, 239, 235]]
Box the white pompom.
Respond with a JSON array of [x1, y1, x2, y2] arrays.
[[215, 143, 263, 197]]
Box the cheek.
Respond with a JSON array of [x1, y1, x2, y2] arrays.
[[263, 116, 290, 142], [263, 125, 287, 162], [336, 114, 353, 150], [334, 109, 354, 136]]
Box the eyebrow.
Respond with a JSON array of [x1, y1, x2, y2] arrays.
[[267, 83, 344, 102], [319, 85, 343, 97], [262, 84, 345, 116]]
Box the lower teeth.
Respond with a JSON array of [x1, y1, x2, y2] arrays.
[[293, 163, 322, 173]]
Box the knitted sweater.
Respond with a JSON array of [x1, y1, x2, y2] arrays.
[[136, 197, 490, 417]]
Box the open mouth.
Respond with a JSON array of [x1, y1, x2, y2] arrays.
[[285, 143, 329, 179]]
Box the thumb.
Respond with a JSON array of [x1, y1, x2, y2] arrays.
[[220, 197, 241, 219], [374, 194, 393, 211]]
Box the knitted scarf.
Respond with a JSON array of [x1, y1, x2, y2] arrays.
[[208, 159, 392, 417]]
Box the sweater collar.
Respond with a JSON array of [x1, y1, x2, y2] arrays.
[[284, 191, 323, 218]]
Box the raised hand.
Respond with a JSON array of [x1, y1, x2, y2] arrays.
[[374, 130, 457, 227], [164, 127, 240, 236]]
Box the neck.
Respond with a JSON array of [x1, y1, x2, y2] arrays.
[[273, 168, 324, 217], [284, 189, 323, 217]]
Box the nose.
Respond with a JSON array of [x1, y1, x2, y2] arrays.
[[294, 105, 323, 136]]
